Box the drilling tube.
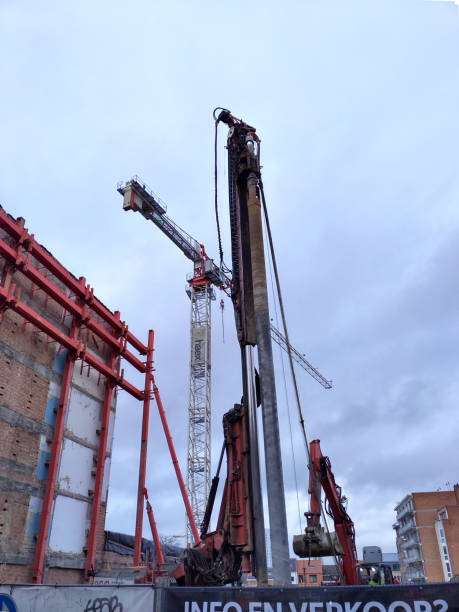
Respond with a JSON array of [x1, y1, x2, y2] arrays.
[[246, 172, 291, 586], [244, 344, 268, 586]]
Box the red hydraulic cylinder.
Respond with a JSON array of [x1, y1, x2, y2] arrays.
[[85, 343, 118, 580], [144, 488, 165, 566], [31, 280, 83, 584], [134, 330, 154, 565], [153, 384, 200, 545]]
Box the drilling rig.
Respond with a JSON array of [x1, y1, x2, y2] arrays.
[[171, 108, 294, 586]]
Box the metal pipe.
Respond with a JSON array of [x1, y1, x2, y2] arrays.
[[246, 173, 291, 586], [0, 283, 144, 400], [0, 208, 147, 355], [31, 279, 83, 584], [145, 489, 165, 565], [153, 384, 200, 545], [85, 342, 117, 580], [134, 329, 155, 565], [0, 238, 145, 372], [244, 345, 268, 585]]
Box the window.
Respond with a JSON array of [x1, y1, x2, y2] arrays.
[[298, 575, 304, 584], [440, 528, 445, 538], [309, 575, 317, 584]]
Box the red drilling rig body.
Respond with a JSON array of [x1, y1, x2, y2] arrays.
[[172, 403, 254, 586]]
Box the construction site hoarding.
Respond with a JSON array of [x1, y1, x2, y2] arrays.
[[0, 585, 156, 612], [1, 584, 458, 612]]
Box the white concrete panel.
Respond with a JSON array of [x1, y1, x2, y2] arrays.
[[48, 380, 61, 399], [39, 434, 49, 451], [71, 348, 109, 399], [107, 409, 115, 454], [48, 495, 88, 553], [29, 496, 43, 513], [67, 386, 101, 445], [58, 438, 94, 496], [102, 456, 111, 502]]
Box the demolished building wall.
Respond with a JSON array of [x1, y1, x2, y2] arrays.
[[0, 208, 133, 583]]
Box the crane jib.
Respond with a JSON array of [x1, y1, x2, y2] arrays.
[[145, 209, 202, 263]]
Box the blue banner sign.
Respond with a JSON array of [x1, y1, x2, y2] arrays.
[[164, 584, 459, 612]]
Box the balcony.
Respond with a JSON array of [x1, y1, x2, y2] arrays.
[[406, 569, 425, 582], [400, 536, 419, 550], [396, 506, 414, 522], [406, 556, 423, 566], [398, 521, 417, 536]]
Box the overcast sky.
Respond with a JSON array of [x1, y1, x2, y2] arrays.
[[1, 0, 459, 559]]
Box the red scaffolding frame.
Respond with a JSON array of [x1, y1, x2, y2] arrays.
[[0, 207, 197, 583]]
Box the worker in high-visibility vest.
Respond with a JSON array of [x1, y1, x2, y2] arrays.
[[369, 567, 385, 586], [369, 568, 378, 585]]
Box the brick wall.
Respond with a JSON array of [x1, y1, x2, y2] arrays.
[[444, 505, 459, 577], [296, 558, 323, 586], [0, 562, 32, 583], [0, 220, 120, 585], [46, 567, 84, 584]]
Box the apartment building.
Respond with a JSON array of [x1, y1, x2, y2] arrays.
[[394, 484, 459, 583], [296, 559, 323, 586]]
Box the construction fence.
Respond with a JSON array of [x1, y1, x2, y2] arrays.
[[1, 583, 459, 612]]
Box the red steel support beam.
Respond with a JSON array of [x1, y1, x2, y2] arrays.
[[152, 384, 200, 545], [0, 283, 143, 400], [0, 208, 147, 355], [0, 238, 146, 373], [134, 329, 155, 565], [85, 340, 118, 580], [145, 488, 164, 566], [31, 280, 83, 584]]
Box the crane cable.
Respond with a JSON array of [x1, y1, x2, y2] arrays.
[[259, 180, 345, 583]]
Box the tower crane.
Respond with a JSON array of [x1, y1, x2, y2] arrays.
[[117, 175, 332, 545]]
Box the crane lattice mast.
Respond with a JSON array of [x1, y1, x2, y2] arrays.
[[186, 282, 212, 543], [118, 177, 226, 543]]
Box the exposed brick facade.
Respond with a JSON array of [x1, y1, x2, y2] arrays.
[[296, 558, 323, 586], [0, 216, 122, 584]]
